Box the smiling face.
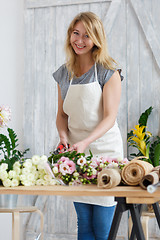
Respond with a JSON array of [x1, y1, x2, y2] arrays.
[[70, 21, 94, 57]]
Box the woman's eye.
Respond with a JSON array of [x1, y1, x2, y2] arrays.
[[73, 31, 79, 35], [85, 34, 89, 38]]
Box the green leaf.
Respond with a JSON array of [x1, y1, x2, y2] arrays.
[[8, 128, 18, 151], [153, 143, 160, 167], [0, 133, 11, 158], [138, 106, 153, 128]]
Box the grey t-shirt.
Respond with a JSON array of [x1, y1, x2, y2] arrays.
[[53, 63, 123, 100]]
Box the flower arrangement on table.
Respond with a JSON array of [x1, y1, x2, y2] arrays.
[[0, 105, 128, 187], [127, 106, 160, 167], [47, 151, 129, 185]]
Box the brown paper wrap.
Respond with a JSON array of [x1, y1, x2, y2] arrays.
[[97, 168, 121, 189], [121, 157, 153, 186], [140, 166, 160, 189]]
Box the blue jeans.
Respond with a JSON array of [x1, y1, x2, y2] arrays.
[[73, 202, 116, 240]]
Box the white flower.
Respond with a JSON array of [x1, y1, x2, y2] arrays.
[[99, 163, 104, 168], [34, 171, 39, 180], [14, 167, 21, 175], [49, 179, 57, 185], [77, 157, 86, 166], [0, 105, 11, 128], [20, 174, 27, 181], [3, 179, 12, 187], [107, 162, 119, 169], [13, 161, 21, 169], [8, 170, 17, 179], [40, 155, 48, 163], [52, 166, 58, 174], [73, 172, 79, 177], [22, 180, 34, 186], [44, 174, 52, 182], [30, 166, 37, 173], [11, 179, 19, 187], [37, 163, 45, 170], [32, 155, 40, 165], [22, 168, 31, 175], [0, 170, 8, 180], [0, 163, 8, 171], [27, 173, 35, 182], [59, 163, 70, 175], [36, 179, 44, 185], [23, 159, 32, 169], [90, 160, 98, 168], [91, 168, 97, 175]]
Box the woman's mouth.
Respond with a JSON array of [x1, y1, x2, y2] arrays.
[[75, 44, 85, 49]]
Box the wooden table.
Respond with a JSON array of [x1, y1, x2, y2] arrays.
[[0, 185, 160, 240]]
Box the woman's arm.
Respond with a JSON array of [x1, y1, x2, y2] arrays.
[[70, 70, 121, 153], [56, 84, 69, 148]]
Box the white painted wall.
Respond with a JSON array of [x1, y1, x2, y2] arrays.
[[0, 0, 24, 239]]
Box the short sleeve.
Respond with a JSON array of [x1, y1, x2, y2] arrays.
[[52, 64, 70, 100], [97, 64, 124, 89], [52, 64, 66, 84]]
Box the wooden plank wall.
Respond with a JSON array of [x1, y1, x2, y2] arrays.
[[23, 0, 160, 239]]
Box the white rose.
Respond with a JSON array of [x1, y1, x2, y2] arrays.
[[0, 163, 8, 171], [22, 168, 31, 175], [22, 180, 33, 186], [73, 172, 79, 177], [36, 179, 44, 185], [8, 170, 17, 179], [27, 173, 35, 182], [11, 179, 19, 187], [40, 155, 48, 163], [20, 174, 27, 181], [13, 161, 21, 169], [49, 179, 58, 185], [52, 166, 58, 174], [23, 159, 32, 169], [0, 170, 8, 180], [91, 169, 97, 175], [32, 155, 40, 165], [14, 167, 21, 175], [44, 174, 52, 182], [3, 179, 12, 187]]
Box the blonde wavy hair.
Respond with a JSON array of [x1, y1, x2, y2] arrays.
[[65, 11, 117, 78]]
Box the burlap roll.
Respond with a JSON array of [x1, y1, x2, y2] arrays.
[[97, 168, 121, 189], [121, 157, 153, 186], [140, 166, 160, 189]]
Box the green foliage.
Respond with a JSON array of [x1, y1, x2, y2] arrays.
[[128, 106, 160, 167], [0, 128, 29, 170], [48, 150, 85, 164], [138, 106, 153, 128]]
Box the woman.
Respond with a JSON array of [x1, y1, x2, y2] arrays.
[[53, 11, 123, 240]]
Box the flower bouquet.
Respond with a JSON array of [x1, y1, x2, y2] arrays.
[[48, 150, 129, 186]]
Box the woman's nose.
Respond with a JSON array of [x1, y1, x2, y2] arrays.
[[76, 36, 84, 43]]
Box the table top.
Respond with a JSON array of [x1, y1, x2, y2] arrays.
[[0, 185, 160, 204]]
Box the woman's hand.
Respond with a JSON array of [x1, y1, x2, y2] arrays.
[[69, 140, 88, 153]]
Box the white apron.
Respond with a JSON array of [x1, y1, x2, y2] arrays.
[[63, 64, 123, 206]]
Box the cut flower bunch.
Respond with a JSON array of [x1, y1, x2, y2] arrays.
[[127, 106, 160, 167], [48, 150, 129, 185]]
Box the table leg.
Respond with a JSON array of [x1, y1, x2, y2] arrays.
[[12, 211, 20, 240], [108, 203, 123, 240], [129, 204, 145, 240], [129, 204, 143, 240], [152, 202, 160, 227]]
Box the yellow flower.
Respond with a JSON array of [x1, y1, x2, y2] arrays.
[[128, 124, 152, 157]]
